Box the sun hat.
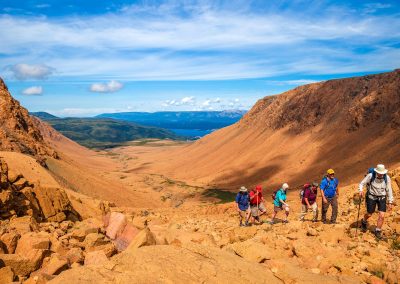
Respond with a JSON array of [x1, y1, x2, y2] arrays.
[[327, 169, 335, 175], [239, 186, 248, 192], [312, 182, 319, 187], [282, 183, 289, 190], [374, 164, 388, 175]]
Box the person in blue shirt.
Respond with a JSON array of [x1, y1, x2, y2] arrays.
[[320, 168, 339, 224], [270, 183, 290, 224], [235, 186, 250, 226]]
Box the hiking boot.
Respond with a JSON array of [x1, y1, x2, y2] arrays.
[[361, 220, 367, 232], [322, 220, 327, 224], [283, 220, 289, 224], [374, 230, 382, 240], [312, 219, 318, 223], [268, 220, 275, 225]]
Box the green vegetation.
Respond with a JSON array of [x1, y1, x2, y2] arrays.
[[202, 188, 237, 204], [37, 117, 182, 149]]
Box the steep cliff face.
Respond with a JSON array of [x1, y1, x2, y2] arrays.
[[0, 78, 57, 164], [240, 69, 400, 132], [158, 70, 400, 189]]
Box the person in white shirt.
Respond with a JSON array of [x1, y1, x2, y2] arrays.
[[358, 164, 394, 239]]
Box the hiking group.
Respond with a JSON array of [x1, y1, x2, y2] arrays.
[[235, 164, 394, 239]]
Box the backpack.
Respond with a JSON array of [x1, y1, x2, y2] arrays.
[[272, 189, 279, 201], [367, 167, 388, 184], [300, 183, 311, 200], [321, 176, 338, 191]]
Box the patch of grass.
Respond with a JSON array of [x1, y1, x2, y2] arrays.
[[390, 235, 400, 250], [371, 269, 384, 279], [202, 188, 237, 204]]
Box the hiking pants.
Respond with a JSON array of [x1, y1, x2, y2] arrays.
[[300, 202, 318, 221], [321, 196, 338, 222]]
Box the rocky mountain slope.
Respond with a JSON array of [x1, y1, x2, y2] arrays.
[[0, 79, 57, 165], [153, 69, 400, 189]]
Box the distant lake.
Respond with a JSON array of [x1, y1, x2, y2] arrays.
[[169, 129, 215, 139]]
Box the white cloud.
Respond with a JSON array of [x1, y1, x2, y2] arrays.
[[90, 80, 123, 93], [22, 86, 43, 95], [163, 96, 196, 107], [7, 64, 54, 80]]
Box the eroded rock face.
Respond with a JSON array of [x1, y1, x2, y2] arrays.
[[0, 78, 57, 165], [0, 158, 77, 222]]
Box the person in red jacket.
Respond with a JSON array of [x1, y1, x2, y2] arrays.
[[249, 185, 267, 223]]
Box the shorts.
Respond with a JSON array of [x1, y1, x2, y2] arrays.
[[250, 203, 266, 216], [366, 194, 386, 214], [238, 209, 249, 219], [274, 204, 289, 212]]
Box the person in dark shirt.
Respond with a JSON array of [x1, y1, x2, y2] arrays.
[[300, 182, 319, 222], [235, 186, 250, 226]]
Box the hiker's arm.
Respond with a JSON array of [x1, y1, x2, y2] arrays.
[[358, 174, 371, 196], [336, 186, 339, 196], [320, 188, 327, 203], [304, 197, 311, 208]]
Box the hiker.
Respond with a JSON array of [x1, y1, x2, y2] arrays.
[[320, 169, 339, 224], [359, 164, 394, 239], [270, 183, 290, 224], [249, 185, 267, 223], [300, 182, 319, 222], [235, 186, 251, 227]]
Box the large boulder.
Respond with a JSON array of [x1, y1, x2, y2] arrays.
[[0, 249, 46, 277], [125, 228, 156, 252], [225, 240, 272, 263], [0, 266, 14, 283]]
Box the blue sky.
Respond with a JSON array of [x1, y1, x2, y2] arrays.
[[1, 0, 399, 116]]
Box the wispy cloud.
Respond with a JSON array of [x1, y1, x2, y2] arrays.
[[22, 86, 43, 95], [6, 63, 54, 80], [90, 80, 123, 93], [0, 1, 399, 81]]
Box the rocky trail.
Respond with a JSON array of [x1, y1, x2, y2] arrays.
[[1, 150, 399, 283]]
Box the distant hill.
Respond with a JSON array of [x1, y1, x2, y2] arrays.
[[155, 69, 400, 189], [96, 110, 246, 130], [30, 111, 59, 120], [30, 117, 182, 149]]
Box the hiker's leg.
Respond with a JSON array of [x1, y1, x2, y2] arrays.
[[376, 197, 387, 230], [377, 211, 385, 230], [258, 203, 267, 217], [300, 204, 307, 221], [321, 200, 329, 222], [271, 210, 278, 223], [245, 208, 251, 223], [363, 195, 375, 222], [331, 196, 338, 222], [284, 205, 289, 221], [238, 211, 243, 225], [312, 203, 318, 221]]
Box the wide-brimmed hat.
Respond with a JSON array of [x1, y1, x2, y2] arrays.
[[312, 182, 319, 187], [374, 164, 388, 175], [239, 186, 248, 192], [282, 183, 289, 190]]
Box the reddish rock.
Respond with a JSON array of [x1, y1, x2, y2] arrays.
[[105, 212, 127, 240], [65, 248, 84, 264], [0, 250, 46, 276], [114, 223, 140, 251], [126, 228, 156, 252], [15, 232, 50, 254]]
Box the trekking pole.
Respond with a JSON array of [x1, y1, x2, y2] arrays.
[[355, 196, 362, 237]]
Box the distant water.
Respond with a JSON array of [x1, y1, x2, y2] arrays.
[[169, 129, 215, 139]]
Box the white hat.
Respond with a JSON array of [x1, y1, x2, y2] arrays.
[[239, 186, 248, 192], [282, 183, 289, 190], [374, 164, 388, 175]]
